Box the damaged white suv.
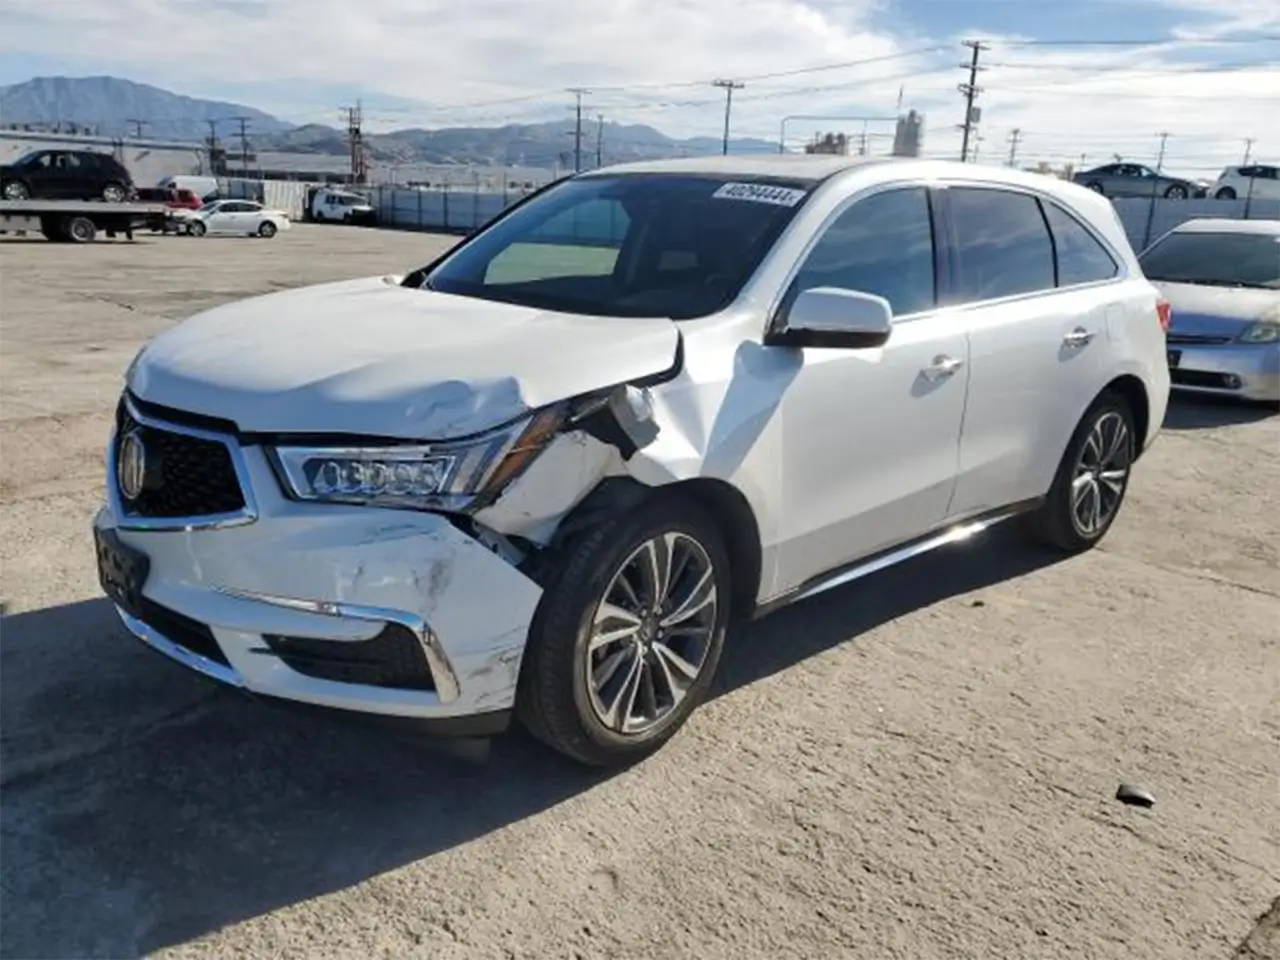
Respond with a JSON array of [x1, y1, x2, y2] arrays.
[[95, 156, 1170, 766]]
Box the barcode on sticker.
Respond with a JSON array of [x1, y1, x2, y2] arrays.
[[712, 182, 807, 207]]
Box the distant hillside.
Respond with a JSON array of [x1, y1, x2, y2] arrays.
[[0, 75, 780, 166], [0, 76, 292, 141], [262, 119, 780, 168]]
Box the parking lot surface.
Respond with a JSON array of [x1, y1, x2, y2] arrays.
[[1, 224, 1277, 960]]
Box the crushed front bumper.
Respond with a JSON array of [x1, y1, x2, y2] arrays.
[[1167, 341, 1280, 402], [94, 436, 544, 731]]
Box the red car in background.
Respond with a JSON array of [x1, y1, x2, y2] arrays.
[[136, 186, 202, 210]]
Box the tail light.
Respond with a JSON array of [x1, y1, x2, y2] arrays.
[[1156, 299, 1172, 332]]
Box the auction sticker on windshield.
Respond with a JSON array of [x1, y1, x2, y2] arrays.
[[711, 182, 808, 207]]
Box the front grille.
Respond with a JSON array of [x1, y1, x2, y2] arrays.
[[262, 625, 436, 691], [132, 596, 231, 667], [1167, 333, 1233, 345], [116, 403, 246, 518], [1171, 369, 1241, 390]]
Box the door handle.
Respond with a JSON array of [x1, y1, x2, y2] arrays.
[[1063, 327, 1096, 348], [922, 355, 965, 382]]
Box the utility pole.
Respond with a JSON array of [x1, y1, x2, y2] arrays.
[[1006, 128, 1022, 167], [1242, 138, 1255, 165], [126, 119, 147, 138], [567, 88, 590, 173], [859, 119, 869, 156], [712, 78, 745, 155], [231, 116, 251, 176], [342, 102, 366, 184], [1141, 132, 1172, 250], [596, 114, 604, 168], [204, 119, 221, 175], [957, 40, 988, 162], [1154, 131, 1170, 171]]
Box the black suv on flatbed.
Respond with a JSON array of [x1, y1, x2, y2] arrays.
[[1, 149, 135, 202]]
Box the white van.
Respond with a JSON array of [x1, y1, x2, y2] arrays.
[[311, 188, 376, 223]]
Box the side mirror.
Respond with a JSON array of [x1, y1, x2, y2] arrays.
[[767, 286, 893, 349]]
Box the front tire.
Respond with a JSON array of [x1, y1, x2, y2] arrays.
[[2, 180, 30, 200], [1215, 187, 1237, 200], [1164, 184, 1188, 199], [1028, 391, 1136, 553], [1085, 181, 1104, 194], [102, 182, 127, 203], [188, 220, 207, 237], [517, 493, 731, 767]]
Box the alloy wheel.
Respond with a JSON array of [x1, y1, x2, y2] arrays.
[[585, 532, 718, 735], [3, 181, 28, 200], [1070, 411, 1132, 537]]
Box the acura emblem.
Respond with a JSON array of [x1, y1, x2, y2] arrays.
[[117, 429, 148, 501]]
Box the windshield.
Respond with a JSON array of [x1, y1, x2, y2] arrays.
[[1140, 231, 1280, 289], [422, 173, 812, 319], [197, 201, 221, 213]]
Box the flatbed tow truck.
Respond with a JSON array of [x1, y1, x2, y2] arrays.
[[0, 199, 170, 243]]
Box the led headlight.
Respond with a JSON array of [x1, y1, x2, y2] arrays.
[[1237, 320, 1280, 344], [270, 405, 565, 511]]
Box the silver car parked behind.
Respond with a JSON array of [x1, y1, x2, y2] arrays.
[[1139, 218, 1280, 404]]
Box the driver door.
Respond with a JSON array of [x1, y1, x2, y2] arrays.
[[204, 201, 241, 233], [772, 185, 969, 595]]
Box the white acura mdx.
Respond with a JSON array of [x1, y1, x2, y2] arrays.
[[95, 156, 1171, 766]]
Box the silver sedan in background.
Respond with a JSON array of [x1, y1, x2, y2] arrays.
[[1139, 218, 1280, 404]]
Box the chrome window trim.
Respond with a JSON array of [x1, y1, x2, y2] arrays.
[[213, 586, 462, 704], [109, 395, 259, 532]]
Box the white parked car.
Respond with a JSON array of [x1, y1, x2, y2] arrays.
[[1140, 218, 1280, 403], [182, 199, 290, 238], [1211, 164, 1280, 201], [95, 157, 1171, 766], [311, 188, 375, 223]]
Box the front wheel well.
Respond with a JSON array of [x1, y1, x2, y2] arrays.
[[544, 475, 763, 621], [663, 478, 762, 622], [1101, 374, 1150, 458]]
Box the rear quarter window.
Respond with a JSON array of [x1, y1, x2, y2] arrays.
[[1043, 202, 1119, 286]]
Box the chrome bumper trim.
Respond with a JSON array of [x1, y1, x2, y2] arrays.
[[115, 605, 245, 688], [212, 587, 462, 703]]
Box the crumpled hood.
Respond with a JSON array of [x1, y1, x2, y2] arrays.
[[1154, 281, 1280, 337], [129, 275, 681, 439]]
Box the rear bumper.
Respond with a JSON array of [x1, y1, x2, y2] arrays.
[[1168, 341, 1280, 402]]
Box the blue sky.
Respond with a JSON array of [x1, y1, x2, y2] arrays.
[[1, 0, 1277, 175]]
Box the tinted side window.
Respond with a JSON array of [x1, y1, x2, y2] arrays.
[[1043, 203, 1119, 286], [789, 187, 935, 317], [949, 188, 1055, 302]]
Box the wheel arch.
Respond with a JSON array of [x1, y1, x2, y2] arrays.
[[547, 475, 763, 622], [1100, 373, 1150, 459]]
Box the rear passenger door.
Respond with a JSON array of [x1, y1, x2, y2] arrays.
[[941, 185, 1121, 520]]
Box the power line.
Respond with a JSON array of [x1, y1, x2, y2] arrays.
[[992, 35, 1280, 46], [958, 40, 988, 162], [712, 78, 745, 155]]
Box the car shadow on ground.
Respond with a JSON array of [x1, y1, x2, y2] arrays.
[[1162, 393, 1278, 430], [0, 527, 1060, 959]]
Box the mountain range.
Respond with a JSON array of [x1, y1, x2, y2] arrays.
[[0, 76, 780, 168]]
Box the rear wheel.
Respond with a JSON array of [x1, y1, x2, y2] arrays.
[[517, 493, 731, 767], [1027, 391, 1136, 553], [102, 182, 128, 203], [64, 216, 96, 243], [2, 180, 29, 200], [258, 220, 278, 238], [1215, 186, 1237, 200]]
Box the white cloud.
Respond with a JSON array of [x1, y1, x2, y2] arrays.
[[1, 0, 1277, 176]]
